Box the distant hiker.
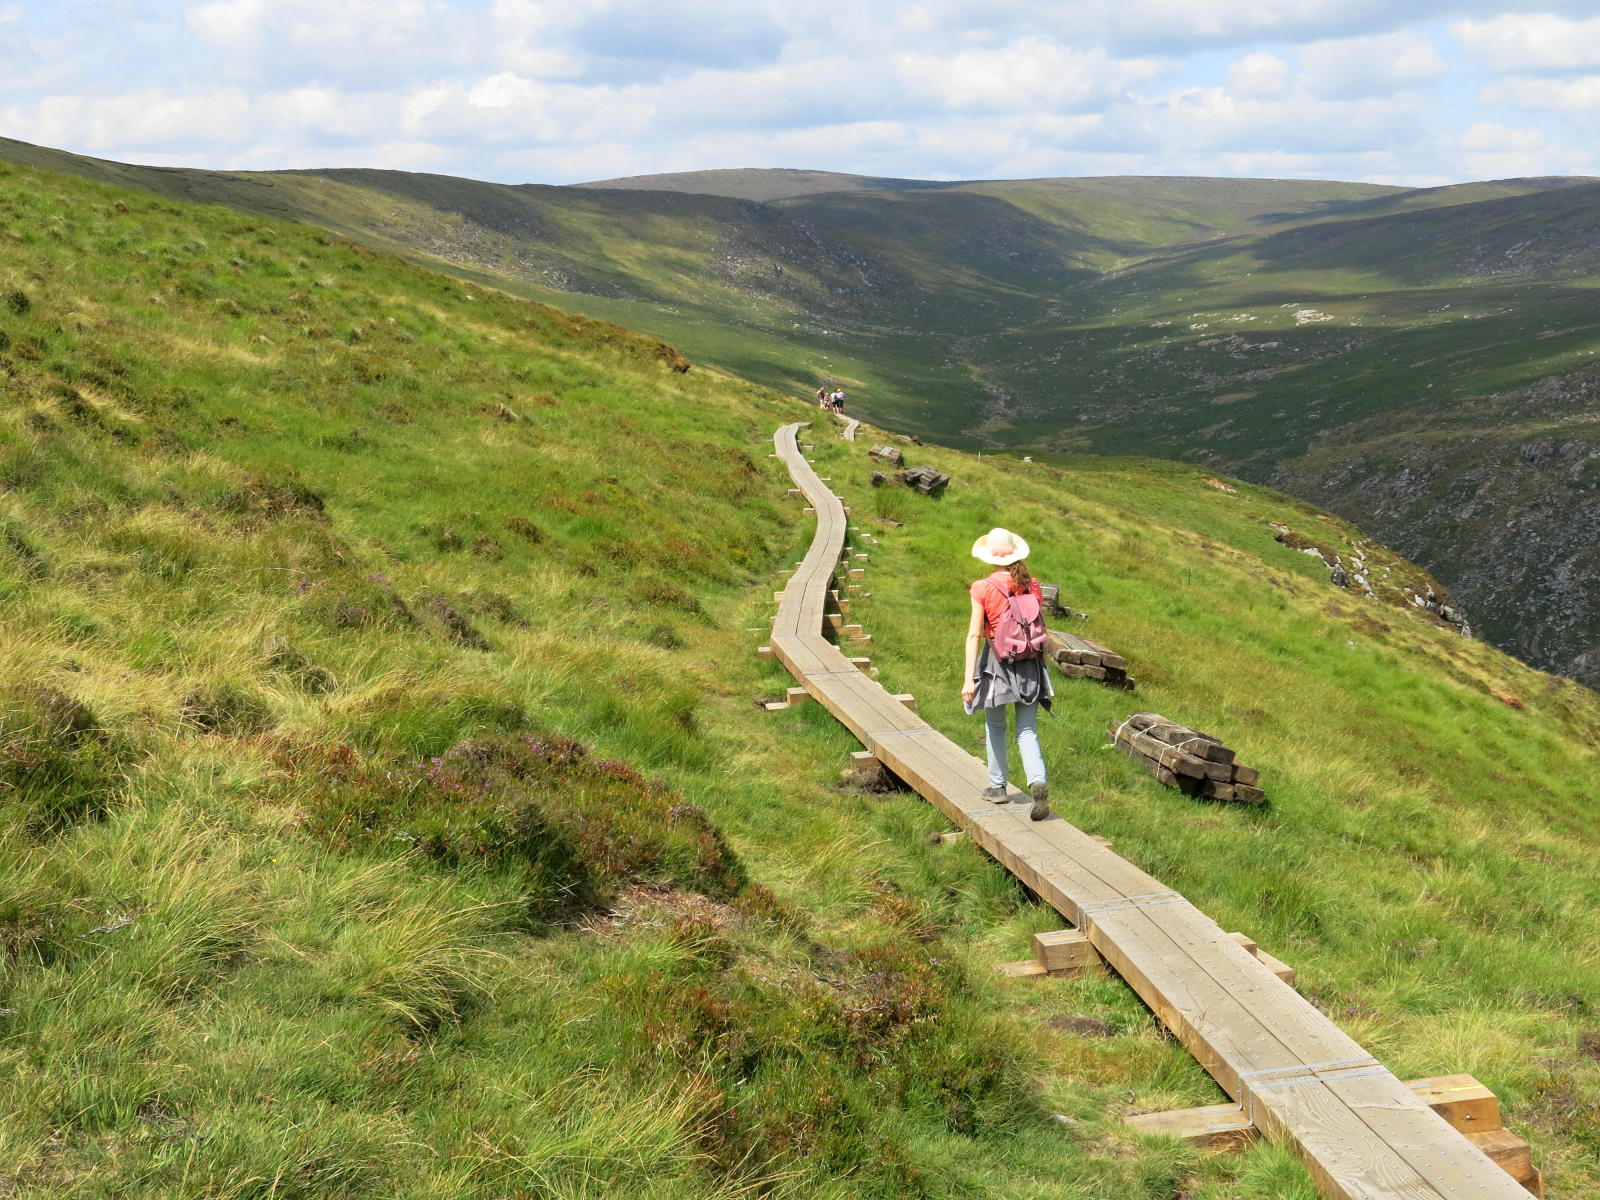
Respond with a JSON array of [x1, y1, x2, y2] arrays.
[[961, 527, 1052, 820], [831, 388, 845, 414], [817, 385, 829, 409]]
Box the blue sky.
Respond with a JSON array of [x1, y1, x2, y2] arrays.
[[5, 1, 1600, 185]]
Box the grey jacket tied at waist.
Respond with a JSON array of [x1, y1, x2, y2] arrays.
[[965, 642, 1054, 715]]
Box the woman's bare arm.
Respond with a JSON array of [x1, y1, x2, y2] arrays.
[[961, 595, 984, 703]]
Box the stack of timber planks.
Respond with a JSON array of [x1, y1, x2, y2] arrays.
[[1110, 712, 1264, 803], [867, 443, 903, 466], [893, 464, 950, 494], [1046, 629, 1134, 689]]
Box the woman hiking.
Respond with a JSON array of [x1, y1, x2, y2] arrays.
[[961, 528, 1052, 820]]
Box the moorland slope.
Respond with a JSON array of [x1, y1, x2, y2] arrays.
[[1, 153, 1598, 1198]]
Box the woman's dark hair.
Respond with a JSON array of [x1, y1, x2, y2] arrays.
[[1007, 560, 1032, 592]]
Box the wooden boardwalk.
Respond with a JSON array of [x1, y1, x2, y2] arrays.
[[841, 416, 860, 441], [768, 422, 1532, 1200]]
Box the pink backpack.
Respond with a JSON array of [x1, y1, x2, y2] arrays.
[[989, 581, 1047, 663]]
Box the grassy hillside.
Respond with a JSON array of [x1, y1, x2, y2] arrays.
[[1, 154, 1598, 1198]]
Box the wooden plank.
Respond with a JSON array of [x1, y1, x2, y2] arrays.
[[1113, 726, 1229, 781], [1250, 1075, 1465, 1200], [1080, 637, 1128, 671], [1314, 1070, 1531, 1199], [1125, 1102, 1257, 1150], [1125, 712, 1235, 764]]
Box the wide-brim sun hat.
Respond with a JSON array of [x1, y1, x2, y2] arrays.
[[972, 527, 1030, 566]]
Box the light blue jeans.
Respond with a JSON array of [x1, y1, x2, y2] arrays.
[[985, 702, 1046, 789]]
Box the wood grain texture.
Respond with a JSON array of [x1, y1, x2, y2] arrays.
[[768, 422, 1531, 1200]]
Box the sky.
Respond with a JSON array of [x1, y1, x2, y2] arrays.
[[6, 2, 1600, 186]]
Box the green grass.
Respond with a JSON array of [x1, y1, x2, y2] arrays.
[[0, 154, 1597, 1199]]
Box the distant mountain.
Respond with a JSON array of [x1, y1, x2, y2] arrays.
[[576, 166, 956, 201], [6, 133, 1598, 687]]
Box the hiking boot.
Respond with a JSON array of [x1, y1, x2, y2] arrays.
[[1029, 780, 1050, 821], [982, 785, 1008, 803]]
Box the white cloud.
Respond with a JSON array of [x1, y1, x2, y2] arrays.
[[1298, 31, 1447, 99], [1482, 75, 1600, 110], [1145, 86, 1427, 155], [899, 40, 1169, 114], [1453, 14, 1600, 72], [1460, 121, 1548, 152], [1227, 53, 1291, 98]]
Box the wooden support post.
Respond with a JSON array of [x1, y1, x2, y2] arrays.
[[929, 830, 965, 845], [892, 693, 916, 713], [998, 930, 1105, 980], [840, 623, 865, 639], [757, 646, 773, 661], [848, 567, 865, 580], [1468, 1131, 1542, 1197], [1033, 929, 1104, 976], [849, 656, 873, 673], [1228, 932, 1296, 986], [773, 591, 785, 603], [1405, 1074, 1501, 1133], [803, 506, 816, 515], [824, 614, 844, 631], [765, 687, 812, 712]]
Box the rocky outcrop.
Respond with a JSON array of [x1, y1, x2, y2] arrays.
[[1276, 366, 1600, 688], [1270, 523, 1472, 637]]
